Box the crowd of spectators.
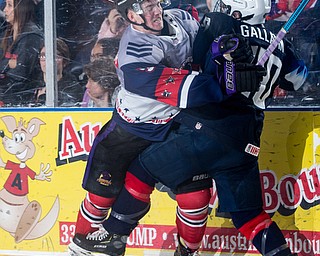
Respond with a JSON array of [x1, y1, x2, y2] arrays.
[[0, 0, 123, 107], [0, 0, 318, 108]]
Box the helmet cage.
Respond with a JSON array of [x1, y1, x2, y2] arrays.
[[116, 0, 171, 32], [132, 0, 144, 15], [116, 0, 171, 19], [212, 0, 231, 15]]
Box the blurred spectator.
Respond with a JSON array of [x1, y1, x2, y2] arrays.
[[72, 8, 127, 70], [29, 38, 83, 107], [80, 37, 121, 105], [0, 0, 43, 106], [166, 0, 201, 21], [266, 0, 318, 21], [97, 7, 128, 40], [90, 37, 120, 61], [71, 31, 121, 83], [68, 3, 123, 73], [82, 57, 120, 108]]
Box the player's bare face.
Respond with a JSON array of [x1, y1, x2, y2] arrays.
[[141, 0, 163, 32]]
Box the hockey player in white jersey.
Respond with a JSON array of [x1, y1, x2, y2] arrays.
[[68, 0, 265, 255]]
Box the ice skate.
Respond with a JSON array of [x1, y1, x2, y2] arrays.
[[174, 236, 200, 256], [68, 224, 127, 256]]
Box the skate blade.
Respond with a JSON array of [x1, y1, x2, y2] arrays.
[[90, 252, 122, 256], [68, 244, 117, 256], [68, 248, 92, 256], [68, 242, 92, 256], [68, 240, 124, 256]]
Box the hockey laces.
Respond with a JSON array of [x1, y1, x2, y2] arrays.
[[86, 224, 110, 241]]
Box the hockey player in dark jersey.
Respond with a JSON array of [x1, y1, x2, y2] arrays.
[[85, 0, 308, 255], [67, 0, 265, 255]]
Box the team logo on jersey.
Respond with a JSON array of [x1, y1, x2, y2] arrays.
[[245, 143, 260, 157], [97, 171, 112, 186]]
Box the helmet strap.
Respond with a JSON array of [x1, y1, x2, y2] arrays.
[[127, 13, 162, 33], [140, 14, 162, 33]]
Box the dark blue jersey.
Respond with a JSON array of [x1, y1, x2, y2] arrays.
[[193, 12, 308, 109]]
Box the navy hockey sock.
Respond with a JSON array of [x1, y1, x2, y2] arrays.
[[252, 222, 291, 256], [103, 187, 150, 235]]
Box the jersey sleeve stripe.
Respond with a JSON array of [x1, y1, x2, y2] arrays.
[[179, 71, 197, 108], [127, 46, 153, 52], [126, 51, 153, 58]]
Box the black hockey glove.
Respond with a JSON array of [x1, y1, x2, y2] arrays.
[[218, 61, 267, 95], [211, 34, 254, 63]]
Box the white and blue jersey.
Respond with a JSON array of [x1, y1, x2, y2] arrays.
[[113, 9, 224, 141]]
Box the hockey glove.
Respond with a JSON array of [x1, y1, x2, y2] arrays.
[[211, 34, 254, 63], [219, 61, 267, 95]]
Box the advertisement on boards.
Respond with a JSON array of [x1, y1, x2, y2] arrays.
[[0, 110, 319, 255]]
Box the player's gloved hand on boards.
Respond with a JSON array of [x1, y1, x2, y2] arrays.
[[211, 34, 254, 63], [218, 61, 267, 95]]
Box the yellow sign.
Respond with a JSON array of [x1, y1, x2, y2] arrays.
[[0, 110, 319, 255]]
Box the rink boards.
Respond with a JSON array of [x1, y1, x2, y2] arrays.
[[0, 108, 319, 256]]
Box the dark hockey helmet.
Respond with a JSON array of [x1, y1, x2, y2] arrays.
[[115, 0, 171, 21]]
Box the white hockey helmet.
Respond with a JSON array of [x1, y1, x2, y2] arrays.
[[210, 0, 271, 24]]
